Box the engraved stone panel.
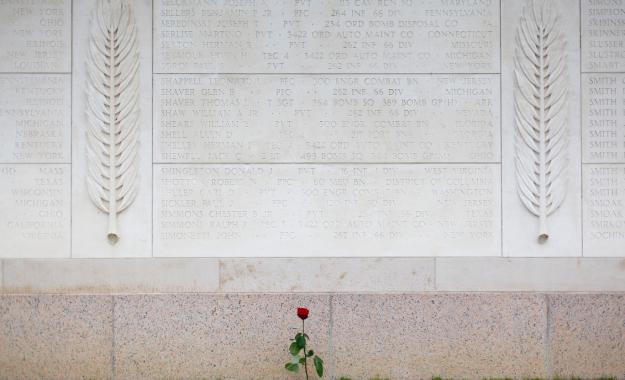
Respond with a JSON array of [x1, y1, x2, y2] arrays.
[[501, 0, 582, 257], [154, 0, 500, 74], [582, 0, 625, 72], [0, 164, 70, 258], [582, 73, 625, 163], [154, 74, 500, 163], [0, 74, 70, 163], [0, 0, 71, 72], [583, 164, 625, 256], [1, 0, 623, 266], [71, 0, 152, 257], [154, 164, 501, 257]]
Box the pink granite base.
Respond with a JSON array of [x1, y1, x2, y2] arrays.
[[0, 295, 113, 380], [0, 293, 623, 380], [331, 293, 547, 379]]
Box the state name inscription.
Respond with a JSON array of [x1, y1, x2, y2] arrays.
[[154, 164, 500, 257], [155, 0, 499, 73], [155, 74, 499, 163], [0, 0, 70, 72], [0, 164, 70, 257], [0, 74, 70, 163]]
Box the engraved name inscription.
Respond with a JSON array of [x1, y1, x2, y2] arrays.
[[154, 164, 500, 257], [582, 74, 625, 163], [155, 74, 499, 163], [584, 165, 625, 255], [155, 0, 500, 73], [582, 0, 625, 72]]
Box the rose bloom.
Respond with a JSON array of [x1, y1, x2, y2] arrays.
[[297, 307, 309, 320]]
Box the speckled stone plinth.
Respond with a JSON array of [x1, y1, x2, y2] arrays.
[[549, 294, 625, 378], [114, 294, 331, 380], [331, 293, 547, 379], [0, 293, 623, 380], [0, 295, 113, 380]]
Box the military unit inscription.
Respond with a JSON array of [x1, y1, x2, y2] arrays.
[[155, 74, 499, 163], [154, 0, 500, 73], [0, 0, 624, 257], [155, 164, 500, 256]]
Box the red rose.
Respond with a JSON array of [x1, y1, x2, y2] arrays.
[[297, 307, 309, 320]]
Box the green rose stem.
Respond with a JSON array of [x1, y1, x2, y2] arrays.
[[302, 318, 309, 380]]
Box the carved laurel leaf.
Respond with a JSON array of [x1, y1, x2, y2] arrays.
[[514, 0, 568, 243], [86, 0, 139, 244]]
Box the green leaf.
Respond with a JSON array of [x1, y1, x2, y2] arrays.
[[289, 342, 301, 356], [299, 357, 306, 364], [295, 334, 306, 348], [307, 349, 314, 357], [314, 355, 324, 377], [285, 363, 299, 373]]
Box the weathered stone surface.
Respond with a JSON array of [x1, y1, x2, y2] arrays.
[[113, 294, 330, 379], [219, 257, 435, 292], [436, 257, 625, 291], [331, 293, 547, 379], [0, 295, 112, 380], [549, 294, 625, 378], [0, 293, 622, 378], [2, 258, 220, 293]]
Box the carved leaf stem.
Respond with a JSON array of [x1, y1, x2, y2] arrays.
[[514, 0, 568, 243], [86, 0, 139, 244]]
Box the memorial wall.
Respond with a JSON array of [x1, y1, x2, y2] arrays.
[[0, 0, 624, 265], [1, 1, 625, 379]]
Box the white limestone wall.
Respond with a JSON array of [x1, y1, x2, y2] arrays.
[[0, 0, 624, 292]]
